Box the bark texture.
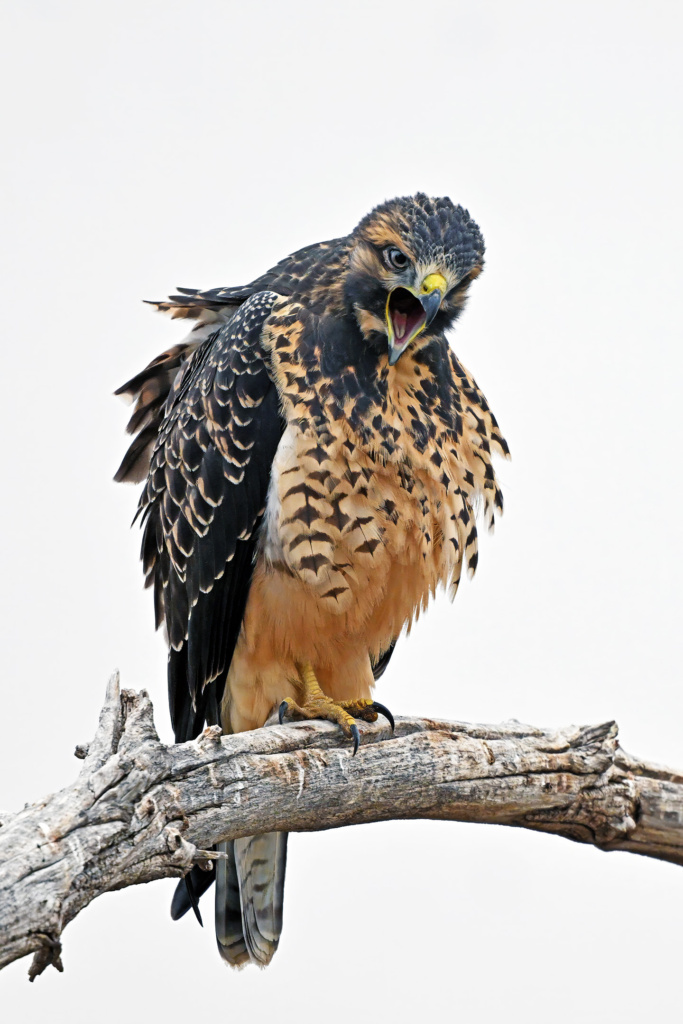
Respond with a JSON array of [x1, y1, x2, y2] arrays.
[[1, 672, 682, 980]]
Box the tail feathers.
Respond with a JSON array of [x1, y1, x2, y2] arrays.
[[236, 833, 288, 966], [215, 833, 288, 968], [215, 841, 250, 967]]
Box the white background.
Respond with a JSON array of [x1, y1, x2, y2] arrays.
[[2, 2, 681, 1020]]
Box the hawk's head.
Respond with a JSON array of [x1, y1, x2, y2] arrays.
[[344, 193, 485, 364]]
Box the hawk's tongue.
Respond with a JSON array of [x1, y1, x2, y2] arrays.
[[393, 311, 408, 340]]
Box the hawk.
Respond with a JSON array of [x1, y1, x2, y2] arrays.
[[115, 193, 509, 968]]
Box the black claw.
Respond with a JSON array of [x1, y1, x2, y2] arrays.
[[278, 700, 288, 725], [371, 701, 395, 733], [350, 723, 360, 756]]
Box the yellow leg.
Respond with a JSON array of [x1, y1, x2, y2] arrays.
[[278, 662, 394, 754]]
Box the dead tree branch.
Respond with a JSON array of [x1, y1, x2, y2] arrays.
[[1, 672, 682, 980]]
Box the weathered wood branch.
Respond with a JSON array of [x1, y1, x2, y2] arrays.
[[1, 672, 682, 980]]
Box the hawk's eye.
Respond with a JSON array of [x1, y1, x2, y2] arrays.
[[384, 247, 410, 271]]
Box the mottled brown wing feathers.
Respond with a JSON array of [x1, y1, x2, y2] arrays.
[[146, 284, 254, 321], [135, 291, 284, 741], [145, 238, 348, 322], [114, 343, 201, 484]]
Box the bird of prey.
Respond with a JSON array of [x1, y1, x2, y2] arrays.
[[115, 193, 509, 968]]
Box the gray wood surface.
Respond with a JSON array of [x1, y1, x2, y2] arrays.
[[1, 672, 681, 980]]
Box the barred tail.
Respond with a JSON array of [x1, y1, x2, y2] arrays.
[[215, 833, 288, 968]]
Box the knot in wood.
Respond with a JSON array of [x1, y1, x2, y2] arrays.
[[164, 827, 183, 851], [136, 796, 156, 819]]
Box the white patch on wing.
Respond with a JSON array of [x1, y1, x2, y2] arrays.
[[261, 424, 297, 565], [186, 310, 238, 341]]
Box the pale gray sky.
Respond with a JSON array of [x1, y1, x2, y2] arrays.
[[2, 1, 682, 1020]]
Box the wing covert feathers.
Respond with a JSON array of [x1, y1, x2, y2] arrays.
[[132, 291, 284, 742]]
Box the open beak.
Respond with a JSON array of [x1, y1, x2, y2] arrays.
[[386, 273, 447, 365]]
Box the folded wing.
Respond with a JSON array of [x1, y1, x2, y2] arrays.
[[123, 290, 284, 741]]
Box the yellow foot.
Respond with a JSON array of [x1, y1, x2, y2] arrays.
[[278, 663, 394, 755]]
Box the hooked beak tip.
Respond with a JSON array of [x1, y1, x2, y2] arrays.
[[419, 288, 443, 328]]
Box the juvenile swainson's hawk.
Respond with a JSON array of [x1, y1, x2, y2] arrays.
[[116, 193, 509, 967]]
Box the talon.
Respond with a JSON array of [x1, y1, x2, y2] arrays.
[[278, 700, 289, 725], [350, 723, 360, 756], [371, 701, 395, 733]]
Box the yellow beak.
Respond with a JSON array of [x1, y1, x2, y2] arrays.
[[420, 272, 447, 297]]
